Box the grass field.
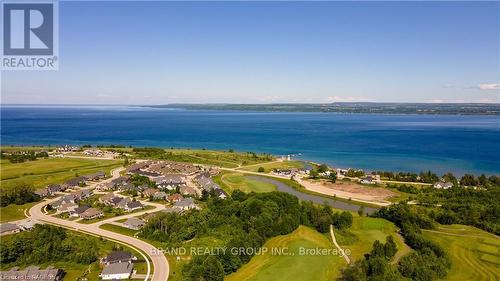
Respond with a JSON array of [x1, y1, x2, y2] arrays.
[[0, 158, 122, 188], [238, 160, 305, 173], [422, 224, 500, 281], [136, 148, 274, 168], [100, 223, 140, 237], [0, 201, 39, 223], [226, 225, 346, 281], [215, 172, 277, 193], [334, 216, 410, 262]]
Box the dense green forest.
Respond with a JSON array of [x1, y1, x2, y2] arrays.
[[0, 225, 99, 265]]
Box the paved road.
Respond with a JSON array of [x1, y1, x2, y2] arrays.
[[28, 167, 170, 281]]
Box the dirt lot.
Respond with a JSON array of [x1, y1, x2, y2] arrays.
[[297, 178, 395, 206]]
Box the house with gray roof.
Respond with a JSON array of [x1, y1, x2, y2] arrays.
[[79, 208, 103, 220], [124, 201, 143, 212], [123, 217, 145, 230], [175, 198, 196, 210], [0, 223, 21, 235], [100, 262, 133, 280], [102, 251, 136, 265], [0, 266, 64, 281]]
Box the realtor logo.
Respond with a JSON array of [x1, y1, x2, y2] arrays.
[[1, 0, 59, 70]]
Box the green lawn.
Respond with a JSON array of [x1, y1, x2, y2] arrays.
[[238, 161, 305, 173], [0, 158, 122, 188], [334, 216, 410, 262], [422, 224, 500, 281], [100, 223, 141, 237], [135, 148, 274, 168], [0, 201, 39, 223], [226, 225, 346, 281], [216, 172, 277, 193]]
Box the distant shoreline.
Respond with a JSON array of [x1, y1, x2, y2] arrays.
[[2, 103, 500, 115], [147, 103, 500, 115]]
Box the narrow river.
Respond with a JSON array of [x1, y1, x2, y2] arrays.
[[246, 175, 378, 214]]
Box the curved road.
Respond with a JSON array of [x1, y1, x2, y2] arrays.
[[28, 167, 170, 281]]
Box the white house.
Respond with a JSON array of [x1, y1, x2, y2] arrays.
[[100, 262, 133, 280]]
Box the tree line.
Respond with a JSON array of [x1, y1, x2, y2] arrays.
[[373, 204, 451, 281], [1, 151, 49, 163], [0, 182, 40, 207]]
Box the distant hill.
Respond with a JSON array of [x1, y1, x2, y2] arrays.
[[149, 102, 500, 115]]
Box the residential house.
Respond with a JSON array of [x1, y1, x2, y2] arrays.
[[96, 181, 114, 191], [70, 205, 90, 218], [112, 176, 130, 188], [34, 189, 50, 198], [168, 193, 184, 203], [0, 266, 64, 281], [123, 217, 145, 230], [56, 145, 79, 152], [83, 171, 105, 181], [360, 175, 376, 185], [214, 189, 228, 199], [58, 202, 78, 213], [124, 201, 143, 212], [100, 262, 133, 280], [102, 251, 136, 265], [66, 176, 86, 187], [47, 184, 66, 194], [118, 182, 137, 192], [142, 188, 159, 198], [434, 181, 453, 189], [109, 196, 124, 207], [152, 191, 168, 200], [17, 219, 39, 231], [180, 186, 198, 196], [175, 198, 196, 211], [116, 198, 132, 209], [79, 208, 103, 220], [100, 192, 118, 205], [74, 189, 92, 200], [0, 223, 21, 235], [162, 207, 183, 214]]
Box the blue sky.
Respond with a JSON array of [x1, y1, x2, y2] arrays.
[[1, 1, 499, 104]]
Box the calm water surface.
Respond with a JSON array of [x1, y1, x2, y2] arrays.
[[1, 105, 499, 175]]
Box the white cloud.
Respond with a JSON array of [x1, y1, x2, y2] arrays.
[[325, 96, 369, 102], [477, 83, 500, 90]]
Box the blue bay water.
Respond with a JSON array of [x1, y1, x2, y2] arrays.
[[1, 105, 499, 176]]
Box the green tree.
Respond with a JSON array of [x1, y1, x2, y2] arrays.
[[329, 172, 337, 183], [202, 256, 225, 281], [317, 164, 329, 173], [257, 167, 265, 173], [358, 206, 365, 217]]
